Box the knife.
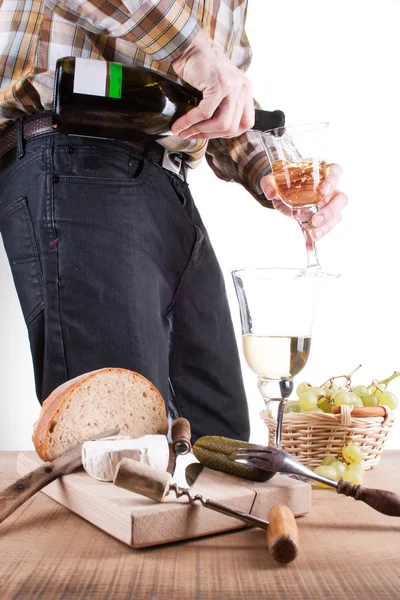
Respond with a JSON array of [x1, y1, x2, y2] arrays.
[[170, 418, 194, 488], [0, 428, 120, 525]]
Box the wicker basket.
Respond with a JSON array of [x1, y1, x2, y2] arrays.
[[261, 404, 395, 470]]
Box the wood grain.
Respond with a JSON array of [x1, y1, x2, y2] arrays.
[[331, 406, 386, 417], [16, 452, 311, 548], [1, 451, 400, 599]]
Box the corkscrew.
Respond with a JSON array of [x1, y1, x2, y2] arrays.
[[113, 457, 299, 564]]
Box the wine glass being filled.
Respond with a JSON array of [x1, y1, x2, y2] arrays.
[[260, 123, 329, 269]]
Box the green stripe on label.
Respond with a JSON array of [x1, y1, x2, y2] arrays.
[[108, 62, 122, 99]]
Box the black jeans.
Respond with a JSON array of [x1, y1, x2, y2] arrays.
[[0, 133, 250, 442]]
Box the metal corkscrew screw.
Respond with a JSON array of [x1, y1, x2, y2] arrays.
[[114, 457, 300, 564]]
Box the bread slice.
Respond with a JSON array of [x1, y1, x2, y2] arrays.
[[32, 368, 168, 461]]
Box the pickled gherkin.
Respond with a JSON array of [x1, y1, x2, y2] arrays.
[[193, 436, 274, 482]]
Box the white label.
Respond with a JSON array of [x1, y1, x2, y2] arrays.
[[73, 57, 107, 97]]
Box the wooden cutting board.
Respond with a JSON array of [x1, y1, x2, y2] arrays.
[[17, 452, 311, 548]]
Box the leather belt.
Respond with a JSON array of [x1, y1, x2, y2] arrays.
[[0, 112, 188, 181]]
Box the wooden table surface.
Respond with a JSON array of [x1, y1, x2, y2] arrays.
[[0, 451, 399, 600]]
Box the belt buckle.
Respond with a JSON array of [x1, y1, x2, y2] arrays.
[[162, 150, 184, 181]]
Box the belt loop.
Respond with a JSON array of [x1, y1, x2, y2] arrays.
[[15, 117, 25, 159]]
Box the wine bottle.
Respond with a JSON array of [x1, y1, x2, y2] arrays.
[[53, 57, 285, 142]]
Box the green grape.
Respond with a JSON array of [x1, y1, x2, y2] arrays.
[[296, 381, 311, 396], [379, 391, 398, 410], [329, 460, 346, 478], [343, 468, 364, 486], [362, 393, 379, 407], [298, 391, 318, 411], [285, 402, 301, 414], [333, 390, 352, 406], [352, 385, 368, 399], [342, 442, 363, 465], [313, 465, 337, 488], [308, 387, 325, 396], [324, 384, 338, 399], [368, 383, 384, 398], [346, 463, 365, 475], [348, 393, 363, 407], [318, 398, 333, 413], [321, 455, 337, 466], [310, 407, 324, 413]]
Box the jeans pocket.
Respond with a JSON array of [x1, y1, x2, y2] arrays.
[[55, 144, 148, 184], [0, 196, 44, 324]]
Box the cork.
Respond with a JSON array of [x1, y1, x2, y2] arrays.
[[113, 458, 172, 502]]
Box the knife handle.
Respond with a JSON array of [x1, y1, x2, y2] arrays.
[[266, 505, 299, 564], [336, 479, 400, 516], [0, 462, 64, 524], [171, 418, 192, 454]]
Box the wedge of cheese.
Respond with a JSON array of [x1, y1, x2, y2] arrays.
[[82, 434, 169, 481]]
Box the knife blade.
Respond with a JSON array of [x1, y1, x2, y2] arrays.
[[171, 418, 196, 488], [0, 428, 120, 525]]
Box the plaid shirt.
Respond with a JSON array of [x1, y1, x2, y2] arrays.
[[0, 0, 271, 205]]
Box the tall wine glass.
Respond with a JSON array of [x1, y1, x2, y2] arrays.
[[232, 267, 326, 447], [260, 123, 329, 269]]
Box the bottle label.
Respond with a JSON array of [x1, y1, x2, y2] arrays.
[[73, 58, 122, 99], [108, 62, 122, 99]]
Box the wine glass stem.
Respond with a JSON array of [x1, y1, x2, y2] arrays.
[[275, 401, 286, 449], [291, 206, 320, 268], [259, 378, 292, 448]]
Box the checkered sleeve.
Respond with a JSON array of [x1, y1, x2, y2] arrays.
[[205, 14, 273, 208], [206, 115, 273, 209], [43, 0, 201, 60]]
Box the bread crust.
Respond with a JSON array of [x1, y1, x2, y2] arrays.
[[32, 368, 168, 461]]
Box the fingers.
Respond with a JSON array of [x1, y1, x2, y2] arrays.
[[241, 99, 256, 133], [260, 161, 348, 240], [262, 174, 291, 216], [311, 190, 348, 239], [260, 174, 279, 199], [318, 163, 343, 198], [181, 94, 240, 139], [176, 91, 254, 140], [172, 95, 224, 137], [171, 29, 254, 140]]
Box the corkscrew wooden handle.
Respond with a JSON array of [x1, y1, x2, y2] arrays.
[[266, 505, 299, 564], [337, 479, 400, 516], [171, 418, 192, 454]]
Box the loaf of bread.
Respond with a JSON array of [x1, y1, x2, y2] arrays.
[[32, 368, 168, 461]]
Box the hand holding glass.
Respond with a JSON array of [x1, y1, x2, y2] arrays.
[[260, 123, 329, 269]]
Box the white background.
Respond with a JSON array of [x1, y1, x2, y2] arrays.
[[1, 0, 399, 450]]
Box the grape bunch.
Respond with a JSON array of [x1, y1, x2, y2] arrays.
[[314, 442, 365, 488], [284, 366, 399, 414]]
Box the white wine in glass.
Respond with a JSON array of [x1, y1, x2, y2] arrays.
[[271, 158, 328, 208], [232, 268, 326, 447], [242, 334, 311, 380]]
